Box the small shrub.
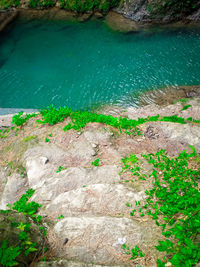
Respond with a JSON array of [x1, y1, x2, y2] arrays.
[[0, 0, 20, 9], [181, 104, 192, 111], [29, 0, 56, 8], [91, 158, 100, 166], [58, 0, 120, 13], [56, 166, 65, 173], [12, 112, 37, 126]]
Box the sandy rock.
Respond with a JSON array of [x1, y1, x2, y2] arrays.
[[45, 184, 145, 219], [52, 216, 161, 265]]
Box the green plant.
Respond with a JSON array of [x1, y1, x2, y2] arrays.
[[181, 104, 192, 111], [12, 112, 37, 126], [56, 166, 65, 173], [12, 106, 200, 138], [29, 0, 56, 8], [20, 167, 26, 178], [0, 0, 20, 9], [23, 135, 37, 142], [45, 137, 50, 142], [121, 244, 145, 260], [123, 146, 200, 266], [0, 241, 21, 267], [58, 214, 64, 219], [0, 189, 46, 266], [58, 0, 120, 13], [91, 158, 100, 166]]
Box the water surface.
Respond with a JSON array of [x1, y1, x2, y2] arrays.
[[0, 19, 200, 110]]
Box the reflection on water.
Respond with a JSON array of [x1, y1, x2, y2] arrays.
[[0, 19, 200, 110]]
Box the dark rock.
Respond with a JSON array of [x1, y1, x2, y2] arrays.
[[0, 211, 45, 266]]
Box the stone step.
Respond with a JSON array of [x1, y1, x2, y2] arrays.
[[51, 216, 161, 266], [45, 184, 145, 219]]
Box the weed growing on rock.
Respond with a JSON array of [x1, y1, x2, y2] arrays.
[[181, 104, 192, 111], [0, 189, 46, 266], [173, 98, 189, 104], [12, 112, 37, 126], [23, 135, 37, 142], [123, 146, 200, 266], [11, 105, 200, 137], [45, 137, 50, 142], [58, 214, 64, 219], [56, 166, 65, 173], [91, 158, 100, 166], [121, 244, 145, 260]]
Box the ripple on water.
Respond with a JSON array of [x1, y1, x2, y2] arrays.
[[0, 19, 200, 110]]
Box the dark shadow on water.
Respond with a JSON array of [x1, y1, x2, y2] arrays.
[[0, 57, 8, 69]]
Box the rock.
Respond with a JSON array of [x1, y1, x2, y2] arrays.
[[0, 114, 13, 128], [24, 153, 121, 203], [35, 260, 125, 267], [105, 11, 139, 32], [0, 10, 18, 33], [94, 12, 104, 19], [52, 216, 161, 265], [158, 122, 200, 151], [0, 173, 27, 210], [0, 211, 44, 265], [45, 184, 145, 219], [115, 0, 151, 22]]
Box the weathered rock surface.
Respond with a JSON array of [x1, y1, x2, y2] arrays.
[[0, 173, 27, 210], [115, 0, 200, 23], [45, 184, 145, 219], [0, 96, 199, 266], [52, 216, 160, 265]]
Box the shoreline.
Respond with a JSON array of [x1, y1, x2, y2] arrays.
[[0, 7, 200, 34], [1, 85, 200, 128]]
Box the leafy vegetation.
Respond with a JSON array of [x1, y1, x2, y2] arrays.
[[181, 104, 192, 111], [147, 0, 199, 16], [23, 135, 37, 142], [56, 165, 65, 172], [29, 0, 56, 8], [58, 0, 120, 12], [0, 189, 46, 266], [121, 244, 145, 260], [91, 158, 100, 166], [10, 105, 199, 138], [0, 0, 20, 9], [122, 146, 200, 266], [0, 0, 120, 11], [12, 112, 37, 127]]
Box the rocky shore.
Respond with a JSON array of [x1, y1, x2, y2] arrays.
[[0, 9, 18, 32], [0, 86, 200, 266], [0, 0, 200, 34]]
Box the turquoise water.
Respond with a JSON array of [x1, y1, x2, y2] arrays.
[[0, 19, 200, 110]]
